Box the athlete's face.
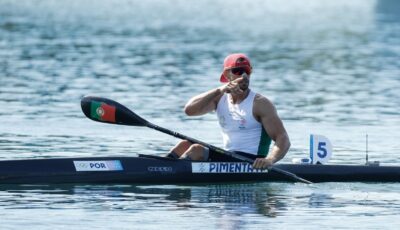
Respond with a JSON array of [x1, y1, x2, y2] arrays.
[[227, 68, 250, 91]]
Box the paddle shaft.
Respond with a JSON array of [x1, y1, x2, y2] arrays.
[[147, 123, 312, 184], [148, 123, 249, 161]]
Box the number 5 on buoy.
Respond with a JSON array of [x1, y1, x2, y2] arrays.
[[310, 134, 332, 164]]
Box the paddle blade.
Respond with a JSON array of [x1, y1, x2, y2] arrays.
[[81, 96, 148, 126]]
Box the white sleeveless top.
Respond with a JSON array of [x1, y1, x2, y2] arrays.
[[216, 90, 270, 156]]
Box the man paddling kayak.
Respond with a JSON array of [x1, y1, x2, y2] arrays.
[[167, 53, 290, 169]]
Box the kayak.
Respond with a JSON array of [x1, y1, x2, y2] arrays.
[[0, 154, 399, 184], [2, 96, 394, 185]]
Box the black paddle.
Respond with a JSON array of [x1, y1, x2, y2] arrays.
[[81, 96, 312, 184]]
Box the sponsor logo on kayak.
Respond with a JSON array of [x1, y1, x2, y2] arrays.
[[73, 160, 123, 171], [192, 162, 268, 173], [147, 166, 173, 172]]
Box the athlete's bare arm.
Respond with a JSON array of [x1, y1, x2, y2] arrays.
[[184, 88, 224, 116], [252, 95, 290, 168], [184, 77, 244, 116]]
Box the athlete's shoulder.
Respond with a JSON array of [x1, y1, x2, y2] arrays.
[[254, 93, 274, 107], [253, 93, 276, 116]]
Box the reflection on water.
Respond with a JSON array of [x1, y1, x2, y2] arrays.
[[0, 184, 279, 216], [1, 183, 400, 228]]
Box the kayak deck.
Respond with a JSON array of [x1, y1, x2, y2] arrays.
[[0, 154, 399, 184]]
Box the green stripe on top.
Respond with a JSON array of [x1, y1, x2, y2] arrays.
[[257, 128, 272, 157], [90, 101, 102, 120]]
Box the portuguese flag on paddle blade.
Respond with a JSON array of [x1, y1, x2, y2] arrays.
[[90, 101, 116, 122]]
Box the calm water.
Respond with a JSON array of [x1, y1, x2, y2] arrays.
[[1, 0, 400, 229]]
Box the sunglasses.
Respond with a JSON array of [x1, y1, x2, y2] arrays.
[[230, 67, 247, 75]]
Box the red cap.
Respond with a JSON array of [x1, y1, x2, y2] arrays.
[[220, 53, 252, 83]]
